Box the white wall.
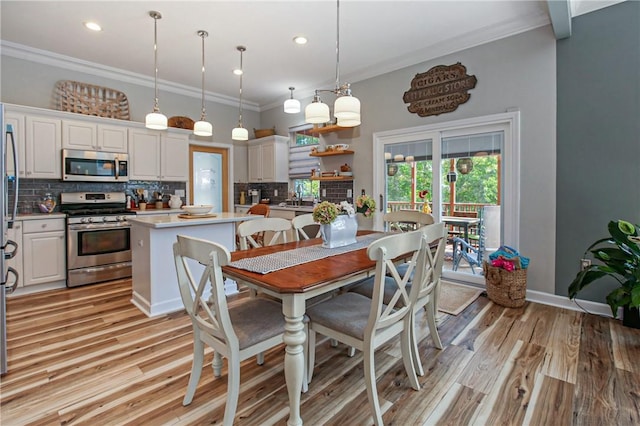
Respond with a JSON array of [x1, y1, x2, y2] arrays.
[[263, 26, 558, 296]]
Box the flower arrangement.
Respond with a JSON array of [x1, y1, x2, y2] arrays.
[[312, 200, 357, 224], [355, 194, 376, 217]]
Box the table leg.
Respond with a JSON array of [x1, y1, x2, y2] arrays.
[[282, 294, 306, 426]]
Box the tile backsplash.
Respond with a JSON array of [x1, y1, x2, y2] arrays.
[[10, 179, 186, 213], [234, 180, 354, 206]]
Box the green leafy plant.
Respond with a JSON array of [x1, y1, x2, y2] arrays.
[[568, 219, 640, 318]]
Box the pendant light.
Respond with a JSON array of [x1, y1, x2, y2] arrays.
[[145, 11, 167, 130], [193, 30, 213, 137], [231, 46, 248, 141], [304, 0, 360, 127], [284, 87, 301, 114]]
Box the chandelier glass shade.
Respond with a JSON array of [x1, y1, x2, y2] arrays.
[[305, 91, 330, 124], [193, 30, 213, 137], [232, 46, 248, 141], [145, 11, 167, 130], [284, 87, 301, 114]]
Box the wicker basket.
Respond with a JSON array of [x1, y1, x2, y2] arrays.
[[483, 262, 527, 308], [55, 80, 130, 120], [253, 127, 276, 139]]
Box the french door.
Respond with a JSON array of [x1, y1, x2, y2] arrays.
[[373, 112, 520, 284]]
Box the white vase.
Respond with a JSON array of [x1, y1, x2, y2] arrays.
[[168, 194, 183, 209], [320, 215, 358, 248]]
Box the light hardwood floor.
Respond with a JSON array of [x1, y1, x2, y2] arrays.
[[1, 279, 639, 425]]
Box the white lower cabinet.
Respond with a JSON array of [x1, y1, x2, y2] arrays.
[[21, 218, 66, 287]]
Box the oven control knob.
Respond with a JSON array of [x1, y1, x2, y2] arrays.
[[87, 217, 94, 223], [81, 217, 89, 224]]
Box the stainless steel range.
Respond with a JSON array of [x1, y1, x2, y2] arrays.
[[61, 192, 133, 287]]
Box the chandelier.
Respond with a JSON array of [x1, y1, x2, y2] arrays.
[[304, 0, 360, 127]]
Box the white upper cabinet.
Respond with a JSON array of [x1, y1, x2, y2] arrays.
[[25, 115, 61, 179], [129, 129, 188, 182], [247, 135, 289, 183], [62, 120, 128, 153], [5, 112, 26, 178]]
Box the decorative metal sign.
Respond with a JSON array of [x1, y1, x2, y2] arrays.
[[403, 62, 477, 117]]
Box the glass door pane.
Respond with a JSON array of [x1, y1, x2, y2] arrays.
[[441, 131, 503, 277], [383, 139, 434, 228]]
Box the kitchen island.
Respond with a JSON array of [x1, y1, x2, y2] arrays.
[[128, 212, 261, 317]]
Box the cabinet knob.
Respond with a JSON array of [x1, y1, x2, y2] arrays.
[[41, 224, 48, 228]]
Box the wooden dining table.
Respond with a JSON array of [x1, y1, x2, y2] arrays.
[[222, 231, 380, 426]]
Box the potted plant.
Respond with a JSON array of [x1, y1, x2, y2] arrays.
[[312, 201, 358, 248], [355, 194, 376, 217], [568, 219, 640, 327]]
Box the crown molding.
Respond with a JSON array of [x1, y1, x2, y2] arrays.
[[0, 40, 260, 112]]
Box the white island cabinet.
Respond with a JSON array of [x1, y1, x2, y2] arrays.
[[128, 213, 260, 317]]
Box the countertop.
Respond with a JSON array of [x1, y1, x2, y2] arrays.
[[15, 213, 66, 220], [129, 208, 184, 215], [235, 204, 315, 213], [128, 212, 261, 229]]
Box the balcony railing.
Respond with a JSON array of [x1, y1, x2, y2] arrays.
[[387, 201, 492, 216]]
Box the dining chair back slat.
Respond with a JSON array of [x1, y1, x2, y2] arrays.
[[291, 213, 321, 241], [383, 210, 434, 232], [237, 217, 292, 250]]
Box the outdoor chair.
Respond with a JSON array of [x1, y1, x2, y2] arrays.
[[452, 206, 500, 274], [173, 235, 308, 426], [306, 229, 434, 425]]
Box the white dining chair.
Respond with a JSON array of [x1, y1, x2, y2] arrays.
[[173, 235, 307, 426], [291, 213, 321, 241], [306, 230, 429, 425], [237, 217, 291, 250], [348, 223, 447, 375], [383, 210, 434, 233]]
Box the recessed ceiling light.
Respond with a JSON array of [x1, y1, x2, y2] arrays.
[[293, 36, 308, 45], [84, 21, 102, 32], [233, 69, 243, 76]]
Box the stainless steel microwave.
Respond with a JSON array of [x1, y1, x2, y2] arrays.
[[62, 149, 129, 182]]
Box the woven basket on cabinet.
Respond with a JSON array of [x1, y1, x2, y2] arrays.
[[54, 80, 130, 120]]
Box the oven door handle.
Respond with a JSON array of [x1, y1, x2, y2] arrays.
[[68, 222, 130, 231]]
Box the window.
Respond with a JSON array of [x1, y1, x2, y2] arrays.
[[292, 179, 320, 199]]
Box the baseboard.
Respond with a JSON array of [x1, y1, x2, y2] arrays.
[[443, 279, 620, 318]]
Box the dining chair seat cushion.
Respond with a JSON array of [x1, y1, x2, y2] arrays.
[[307, 292, 385, 341], [230, 298, 286, 350], [349, 275, 411, 308]]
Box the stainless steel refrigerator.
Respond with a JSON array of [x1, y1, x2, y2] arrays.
[[1, 103, 20, 375]]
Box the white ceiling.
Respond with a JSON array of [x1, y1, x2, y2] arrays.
[[0, 1, 624, 110]]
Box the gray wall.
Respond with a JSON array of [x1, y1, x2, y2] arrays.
[[263, 26, 558, 296], [555, 1, 640, 302], [0, 55, 259, 183]]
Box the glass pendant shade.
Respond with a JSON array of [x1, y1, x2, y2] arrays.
[[305, 101, 330, 124], [193, 30, 212, 137], [334, 94, 360, 127], [284, 98, 301, 114], [145, 112, 168, 130], [232, 126, 248, 141], [193, 120, 213, 137]]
